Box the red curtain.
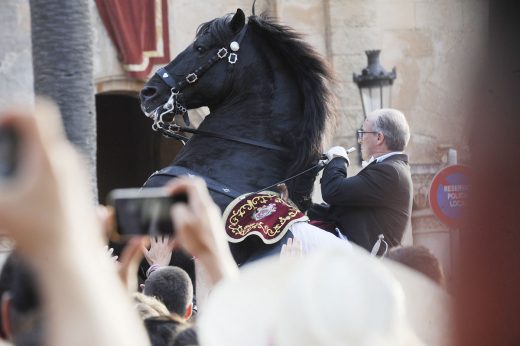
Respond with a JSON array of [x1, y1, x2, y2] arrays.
[[95, 0, 170, 80]]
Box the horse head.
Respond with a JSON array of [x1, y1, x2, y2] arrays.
[[140, 9, 247, 120]]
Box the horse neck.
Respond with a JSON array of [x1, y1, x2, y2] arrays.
[[173, 52, 303, 201], [206, 49, 302, 139]]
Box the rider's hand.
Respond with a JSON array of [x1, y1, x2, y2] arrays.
[[326, 146, 350, 166]]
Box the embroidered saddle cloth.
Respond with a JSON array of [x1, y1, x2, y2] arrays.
[[222, 191, 308, 244]]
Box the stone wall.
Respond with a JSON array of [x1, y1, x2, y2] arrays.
[[277, 0, 488, 166], [0, 0, 33, 109]]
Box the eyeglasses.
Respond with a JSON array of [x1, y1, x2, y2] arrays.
[[357, 130, 379, 140]]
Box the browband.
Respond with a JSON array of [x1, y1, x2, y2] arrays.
[[155, 24, 248, 91]]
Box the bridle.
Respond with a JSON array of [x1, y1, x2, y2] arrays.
[[145, 24, 289, 154]]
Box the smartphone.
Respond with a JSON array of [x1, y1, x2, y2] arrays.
[[107, 187, 187, 237], [0, 125, 18, 179]]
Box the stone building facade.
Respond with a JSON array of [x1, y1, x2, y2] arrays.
[[1, 0, 488, 281]]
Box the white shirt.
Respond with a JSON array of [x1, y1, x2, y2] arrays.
[[290, 222, 351, 255], [362, 151, 404, 167], [375, 151, 404, 163]]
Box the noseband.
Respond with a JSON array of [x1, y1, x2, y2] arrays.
[[145, 25, 289, 153]]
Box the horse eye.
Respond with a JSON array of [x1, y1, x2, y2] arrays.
[[196, 46, 206, 54]]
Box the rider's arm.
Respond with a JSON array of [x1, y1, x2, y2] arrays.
[[321, 158, 399, 207]]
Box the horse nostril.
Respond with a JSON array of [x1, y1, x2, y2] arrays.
[[141, 86, 157, 98]]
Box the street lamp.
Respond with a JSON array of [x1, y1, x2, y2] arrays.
[[353, 50, 396, 117]]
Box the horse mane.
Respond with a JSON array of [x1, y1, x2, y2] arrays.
[[247, 14, 336, 209], [195, 12, 336, 210], [196, 16, 233, 42]]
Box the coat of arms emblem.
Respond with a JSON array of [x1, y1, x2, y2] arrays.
[[252, 203, 277, 221]]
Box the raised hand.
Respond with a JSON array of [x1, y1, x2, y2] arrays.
[[143, 235, 175, 267], [0, 99, 150, 346], [325, 146, 351, 166]]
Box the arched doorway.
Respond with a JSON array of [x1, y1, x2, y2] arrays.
[[96, 92, 182, 203]]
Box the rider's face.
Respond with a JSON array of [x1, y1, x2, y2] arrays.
[[358, 118, 379, 161]]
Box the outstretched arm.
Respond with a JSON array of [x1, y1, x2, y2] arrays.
[[0, 100, 150, 346]]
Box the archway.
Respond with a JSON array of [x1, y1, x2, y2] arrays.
[[96, 92, 182, 203]]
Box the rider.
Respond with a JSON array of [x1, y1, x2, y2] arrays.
[[316, 108, 413, 253]]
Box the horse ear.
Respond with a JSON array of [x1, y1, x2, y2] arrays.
[[229, 8, 246, 33]]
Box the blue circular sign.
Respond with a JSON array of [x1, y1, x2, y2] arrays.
[[429, 165, 470, 228]]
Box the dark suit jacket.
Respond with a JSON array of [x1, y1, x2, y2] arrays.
[[320, 154, 413, 251]]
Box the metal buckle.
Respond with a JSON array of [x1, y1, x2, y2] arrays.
[[186, 73, 198, 84], [163, 100, 174, 111], [217, 48, 228, 59], [168, 123, 181, 132], [228, 53, 238, 64], [177, 104, 187, 114]]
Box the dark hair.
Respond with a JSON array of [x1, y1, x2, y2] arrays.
[[144, 315, 186, 346], [172, 327, 199, 346], [387, 246, 445, 286], [144, 267, 193, 317], [0, 252, 40, 312], [0, 255, 14, 339], [248, 14, 335, 209], [0, 252, 42, 344]]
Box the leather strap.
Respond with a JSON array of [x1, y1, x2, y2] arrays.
[[146, 165, 242, 199], [179, 126, 289, 153]]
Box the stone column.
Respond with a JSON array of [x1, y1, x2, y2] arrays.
[[0, 0, 34, 109]]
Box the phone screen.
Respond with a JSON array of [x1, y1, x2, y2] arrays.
[[0, 126, 18, 178], [108, 188, 187, 237]]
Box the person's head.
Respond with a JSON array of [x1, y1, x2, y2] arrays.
[[144, 266, 194, 320], [387, 246, 446, 287], [0, 252, 42, 345], [198, 247, 427, 346], [358, 108, 410, 160]]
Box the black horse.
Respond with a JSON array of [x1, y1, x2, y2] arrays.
[[139, 9, 335, 264]]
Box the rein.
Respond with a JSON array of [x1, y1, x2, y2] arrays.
[[157, 122, 290, 153], [152, 159, 327, 200], [146, 24, 289, 153], [250, 160, 327, 196]]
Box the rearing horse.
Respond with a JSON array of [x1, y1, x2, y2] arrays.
[[139, 9, 335, 264]]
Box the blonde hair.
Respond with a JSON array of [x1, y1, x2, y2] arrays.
[[132, 292, 171, 320]]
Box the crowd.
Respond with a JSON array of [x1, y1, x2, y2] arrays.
[[0, 101, 450, 345]]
